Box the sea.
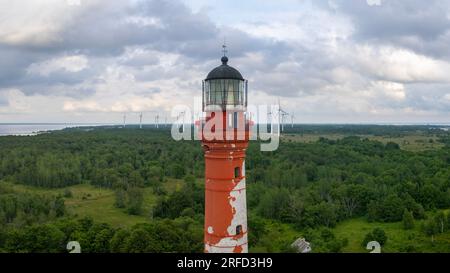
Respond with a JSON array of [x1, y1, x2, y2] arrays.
[[0, 123, 115, 136], [0, 123, 449, 136]]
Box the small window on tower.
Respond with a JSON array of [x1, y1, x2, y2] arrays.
[[236, 225, 242, 235], [234, 167, 240, 178]]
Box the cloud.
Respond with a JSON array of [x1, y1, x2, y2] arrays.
[[0, 93, 8, 106], [366, 0, 382, 7], [329, 0, 450, 39], [351, 45, 450, 83], [0, 0, 287, 91], [0, 89, 30, 113], [0, 0, 449, 123], [374, 81, 406, 101], [324, 0, 450, 59], [27, 55, 89, 76]]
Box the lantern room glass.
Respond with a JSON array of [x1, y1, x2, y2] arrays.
[[203, 79, 247, 109]]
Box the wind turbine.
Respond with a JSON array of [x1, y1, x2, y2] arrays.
[[281, 112, 289, 132], [177, 111, 186, 133], [155, 114, 160, 129], [267, 110, 273, 134], [123, 113, 127, 128], [279, 99, 290, 133], [139, 112, 143, 129]]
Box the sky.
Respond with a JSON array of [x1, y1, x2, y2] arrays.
[[0, 0, 449, 124]]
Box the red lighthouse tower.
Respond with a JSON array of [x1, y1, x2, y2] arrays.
[[199, 51, 250, 253]]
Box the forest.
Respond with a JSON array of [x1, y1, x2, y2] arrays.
[[0, 125, 449, 253]]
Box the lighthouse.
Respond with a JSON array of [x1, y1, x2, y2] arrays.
[[199, 49, 250, 253]]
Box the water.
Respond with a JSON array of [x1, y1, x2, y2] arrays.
[[0, 124, 113, 136], [1, 123, 448, 136]]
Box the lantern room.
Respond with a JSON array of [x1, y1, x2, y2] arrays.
[[202, 56, 248, 112]]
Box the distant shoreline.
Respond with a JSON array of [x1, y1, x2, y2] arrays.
[[0, 123, 116, 136], [1, 122, 450, 126], [0, 123, 449, 137]]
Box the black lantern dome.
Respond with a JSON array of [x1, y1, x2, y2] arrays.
[[203, 53, 248, 111], [206, 56, 244, 80]]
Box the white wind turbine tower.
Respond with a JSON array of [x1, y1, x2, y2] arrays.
[[139, 112, 143, 129], [177, 111, 186, 133], [155, 113, 160, 129], [277, 98, 289, 133], [282, 112, 289, 132], [123, 113, 127, 128], [267, 110, 273, 134]]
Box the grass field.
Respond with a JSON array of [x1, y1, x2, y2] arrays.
[[283, 133, 445, 151], [4, 180, 450, 252], [66, 185, 154, 227], [4, 179, 185, 228], [333, 213, 450, 253], [249, 219, 301, 253]]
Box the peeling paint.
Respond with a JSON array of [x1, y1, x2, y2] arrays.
[[201, 111, 250, 253]]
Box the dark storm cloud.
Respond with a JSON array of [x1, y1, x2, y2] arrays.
[[17, 84, 96, 99], [0, 46, 43, 87], [0, 0, 290, 98], [9, 0, 283, 60], [0, 45, 100, 97]]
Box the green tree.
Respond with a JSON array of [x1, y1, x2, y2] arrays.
[[129, 170, 145, 188], [143, 165, 164, 186], [385, 142, 400, 150], [368, 195, 405, 222], [53, 196, 65, 217], [110, 229, 130, 253], [114, 189, 126, 209], [402, 209, 415, 230], [64, 188, 73, 198], [92, 228, 114, 253], [126, 188, 144, 215], [257, 188, 291, 221], [22, 224, 65, 253], [124, 228, 151, 253], [372, 228, 388, 246], [434, 211, 447, 233], [422, 219, 439, 243], [303, 202, 338, 228], [363, 228, 387, 247], [447, 212, 450, 229]]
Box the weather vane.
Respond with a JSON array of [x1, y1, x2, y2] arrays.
[[222, 37, 228, 57]]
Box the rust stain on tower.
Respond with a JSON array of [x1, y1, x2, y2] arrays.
[[198, 51, 251, 253]]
